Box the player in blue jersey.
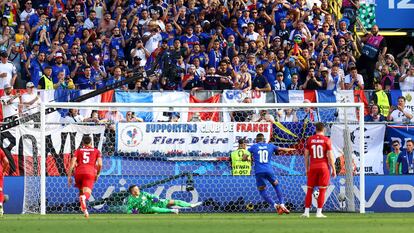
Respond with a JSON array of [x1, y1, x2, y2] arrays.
[[248, 133, 296, 215]]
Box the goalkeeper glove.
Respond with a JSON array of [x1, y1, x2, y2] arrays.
[[152, 198, 159, 203]]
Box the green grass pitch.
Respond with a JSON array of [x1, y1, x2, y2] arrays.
[[2, 213, 413, 233]]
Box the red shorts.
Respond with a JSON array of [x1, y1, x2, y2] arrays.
[[74, 173, 96, 190], [307, 167, 330, 187], [0, 177, 3, 191]]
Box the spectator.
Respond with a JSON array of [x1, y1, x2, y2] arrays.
[[20, 1, 35, 23], [182, 64, 203, 92], [60, 109, 85, 124], [387, 96, 413, 123], [54, 71, 75, 90], [297, 99, 320, 122], [1, 83, 19, 122], [51, 52, 69, 83], [252, 64, 271, 92], [234, 63, 252, 91], [19, 82, 40, 116], [301, 67, 322, 90], [0, 50, 17, 88], [357, 25, 387, 90], [288, 73, 301, 90], [251, 109, 275, 123], [84, 111, 102, 124], [126, 111, 143, 122], [217, 60, 234, 90], [399, 66, 414, 91], [37, 66, 53, 89], [130, 39, 149, 67], [344, 66, 364, 90], [396, 140, 414, 175], [277, 108, 298, 122], [326, 65, 345, 90], [364, 104, 386, 122], [387, 140, 401, 175], [0, 0, 407, 95], [274, 72, 286, 90]]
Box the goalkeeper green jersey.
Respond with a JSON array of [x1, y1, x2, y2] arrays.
[[127, 192, 169, 214]]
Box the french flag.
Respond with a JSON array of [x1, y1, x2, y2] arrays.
[[275, 90, 317, 103], [317, 90, 369, 122]]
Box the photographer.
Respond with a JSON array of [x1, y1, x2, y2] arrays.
[[51, 10, 69, 34], [301, 67, 322, 90]]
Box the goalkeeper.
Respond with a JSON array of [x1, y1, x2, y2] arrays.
[[127, 185, 202, 214]]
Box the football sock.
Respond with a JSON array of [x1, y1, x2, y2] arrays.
[[272, 184, 284, 204], [318, 188, 327, 208], [174, 200, 192, 207], [259, 189, 275, 206], [305, 187, 313, 208], [304, 208, 310, 215], [151, 207, 176, 213], [84, 192, 91, 201], [317, 208, 322, 215]]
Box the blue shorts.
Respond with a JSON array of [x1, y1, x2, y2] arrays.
[[255, 172, 277, 187]]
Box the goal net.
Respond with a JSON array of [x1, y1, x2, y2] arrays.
[[17, 102, 364, 214]]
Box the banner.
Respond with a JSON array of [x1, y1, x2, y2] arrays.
[[275, 90, 316, 103], [222, 90, 266, 122], [331, 124, 386, 175], [116, 122, 271, 154], [189, 94, 221, 122], [153, 92, 190, 122], [317, 90, 368, 122], [0, 124, 105, 176], [385, 125, 414, 150], [376, 0, 414, 29], [6, 175, 414, 214], [115, 91, 153, 121]]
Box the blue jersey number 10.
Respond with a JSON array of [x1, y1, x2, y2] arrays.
[[258, 150, 269, 163]]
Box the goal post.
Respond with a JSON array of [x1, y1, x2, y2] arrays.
[[34, 102, 365, 215]]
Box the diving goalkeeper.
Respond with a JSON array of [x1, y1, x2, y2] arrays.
[[127, 185, 202, 214]]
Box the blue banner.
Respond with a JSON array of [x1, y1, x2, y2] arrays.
[[376, 0, 414, 29], [385, 125, 414, 149], [4, 175, 414, 213], [3, 177, 24, 214], [114, 92, 153, 121]]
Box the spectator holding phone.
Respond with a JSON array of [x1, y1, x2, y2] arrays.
[[387, 96, 413, 123]]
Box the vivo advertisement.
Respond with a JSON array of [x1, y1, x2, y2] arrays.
[[4, 175, 414, 214]]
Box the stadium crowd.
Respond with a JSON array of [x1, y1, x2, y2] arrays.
[[0, 0, 412, 123]]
